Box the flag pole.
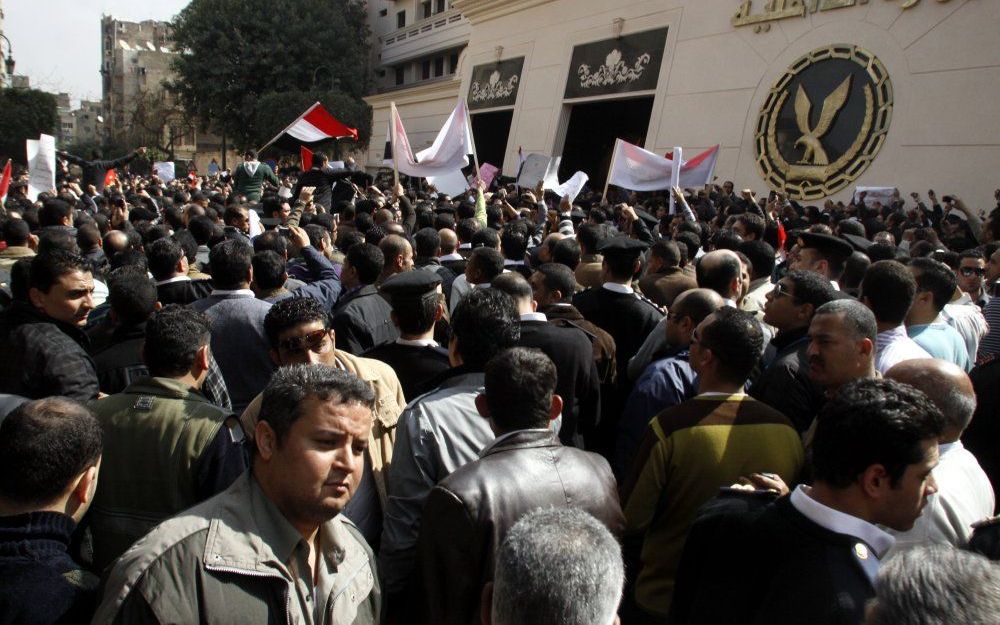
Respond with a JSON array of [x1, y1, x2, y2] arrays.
[[669, 146, 682, 215], [390, 102, 400, 191], [602, 139, 621, 204], [464, 101, 482, 186]]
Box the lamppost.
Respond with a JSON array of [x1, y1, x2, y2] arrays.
[[0, 34, 15, 88]]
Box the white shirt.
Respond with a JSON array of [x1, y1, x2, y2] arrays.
[[942, 294, 988, 360], [209, 288, 255, 297], [438, 252, 463, 262], [520, 312, 547, 322], [791, 485, 895, 560], [602, 282, 634, 295], [154, 275, 192, 287], [874, 325, 931, 374], [396, 338, 439, 348], [888, 441, 995, 553]]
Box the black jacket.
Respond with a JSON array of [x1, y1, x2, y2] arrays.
[[58, 150, 139, 192], [413, 430, 624, 625], [331, 285, 399, 355], [572, 286, 664, 385], [750, 327, 825, 434], [156, 278, 213, 307], [517, 319, 601, 447], [363, 341, 451, 402], [0, 512, 98, 625], [291, 167, 353, 211]]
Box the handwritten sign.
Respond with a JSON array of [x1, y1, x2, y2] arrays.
[[27, 134, 56, 201], [733, 0, 951, 33]]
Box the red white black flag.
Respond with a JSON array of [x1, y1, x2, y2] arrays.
[[261, 102, 358, 152]]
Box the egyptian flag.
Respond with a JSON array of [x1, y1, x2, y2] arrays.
[[665, 145, 720, 189], [260, 102, 358, 152], [0, 159, 11, 202], [104, 168, 117, 188], [301, 146, 314, 171]]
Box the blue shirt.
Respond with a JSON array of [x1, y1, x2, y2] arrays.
[[908, 322, 972, 371]]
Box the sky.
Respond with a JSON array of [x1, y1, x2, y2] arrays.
[[4, 0, 190, 106]]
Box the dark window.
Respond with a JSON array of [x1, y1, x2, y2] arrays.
[[434, 57, 444, 77], [421, 60, 431, 80], [395, 67, 405, 86], [436, 0, 446, 12], [449, 52, 459, 74], [379, 8, 387, 16], [422, 1, 431, 18], [397, 11, 405, 28]]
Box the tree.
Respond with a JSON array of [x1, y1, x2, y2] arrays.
[[0, 88, 58, 165], [169, 0, 371, 149], [118, 90, 197, 161]]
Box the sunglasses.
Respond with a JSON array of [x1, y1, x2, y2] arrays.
[[278, 329, 331, 353], [771, 282, 799, 300], [960, 267, 986, 277]]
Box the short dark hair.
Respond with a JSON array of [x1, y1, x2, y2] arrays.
[[29, 250, 91, 293], [147, 237, 185, 281], [76, 223, 102, 251], [485, 348, 556, 430], [188, 215, 214, 245], [172, 229, 200, 264], [2, 218, 30, 246], [252, 251, 287, 291], [861, 260, 917, 325], [209, 239, 253, 289], [264, 297, 329, 348], [471, 227, 500, 250], [451, 288, 520, 369], [37, 229, 78, 255], [110, 249, 148, 274], [258, 364, 374, 446], [552, 238, 582, 270], [346, 243, 384, 285], [413, 227, 440, 258], [0, 398, 102, 506], [456, 217, 481, 243], [108, 266, 157, 325], [650, 240, 682, 268], [812, 378, 944, 488], [735, 213, 766, 240], [38, 199, 72, 228], [491, 272, 533, 301], [909, 257, 958, 313], [223, 205, 248, 226], [698, 307, 763, 385], [501, 226, 528, 261], [739, 240, 776, 281], [675, 231, 701, 264], [144, 304, 212, 377], [253, 230, 289, 258], [577, 223, 607, 255], [814, 299, 878, 342], [468, 247, 505, 282], [392, 290, 440, 335], [783, 269, 838, 310], [535, 263, 577, 299]]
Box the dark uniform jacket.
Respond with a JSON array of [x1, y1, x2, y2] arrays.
[[84, 376, 246, 572], [0, 301, 99, 401], [0, 512, 99, 625], [332, 285, 399, 355], [363, 340, 451, 402], [414, 258, 457, 302], [750, 326, 826, 434], [156, 278, 213, 306], [413, 429, 625, 625], [291, 167, 353, 211], [572, 285, 664, 385], [517, 319, 601, 447]]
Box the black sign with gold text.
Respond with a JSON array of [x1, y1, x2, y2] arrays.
[[468, 57, 525, 111], [564, 28, 669, 100]]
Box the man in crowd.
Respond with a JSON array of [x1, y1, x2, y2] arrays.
[[485, 508, 625, 625], [380, 289, 520, 610], [806, 299, 879, 397], [789, 231, 853, 288], [231, 149, 279, 202], [290, 151, 353, 212], [147, 237, 212, 306], [411, 227, 457, 299], [751, 270, 838, 433], [414, 348, 623, 625], [575, 223, 607, 289], [637, 240, 697, 308], [364, 271, 451, 401], [85, 305, 246, 571], [530, 262, 617, 386], [2, 250, 98, 401], [905, 257, 972, 370], [377, 234, 414, 285], [957, 249, 990, 309], [333, 243, 398, 354], [93, 365, 382, 624], [738, 240, 776, 321], [450, 246, 505, 313], [622, 307, 803, 621], [57, 146, 147, 192], [0, 218, 35, 274], [0, 398, 103, 624], [492, 272, 600, 448], [617, 289, 724, 476], [860, 260, 931, 373], [191, 239, 273, 413], [884, 359, 994, 549]]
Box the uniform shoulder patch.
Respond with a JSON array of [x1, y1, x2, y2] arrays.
[[133, 396, 155, 411]]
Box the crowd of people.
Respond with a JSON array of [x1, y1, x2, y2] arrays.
[[1, 144, 1000, 624]]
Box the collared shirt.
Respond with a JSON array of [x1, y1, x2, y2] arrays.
[[437, 252, 463, 261], [520, 312, 547, 322], [154, 275, 192, 287], [602, 282, 634, 295], [395, 338, 439, 348], [874, 325, 931, 373], [504, 259, 526, 267], [209, 288, 255, 298], [790, 485, 895, 565]]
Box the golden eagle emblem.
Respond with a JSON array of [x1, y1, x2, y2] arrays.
[[793, 76, 852, 165]]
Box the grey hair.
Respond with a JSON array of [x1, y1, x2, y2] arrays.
[[493, 508, 623, 625], [814, 298, 878, 342], [868, 545, 1000, 625], [258, 364, 375, 444]]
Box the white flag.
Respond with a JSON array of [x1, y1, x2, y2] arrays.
[[153, 161, 176, 182], [607, 139, 674, 192], [672, 145, 720, 189], [549, 171, 590, 203], [27, 134, 56, 201], [388, 100, 473, 179]]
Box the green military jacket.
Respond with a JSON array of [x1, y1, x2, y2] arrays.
[[92, 473, 381, 625], [85, 376, 240, 572]]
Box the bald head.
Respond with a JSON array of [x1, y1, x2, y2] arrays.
[[672, 288, 725, 323], [696, 250, 742, 300], [103, 230, 129, 256], [438, 228, 458, 255], [885, 358, 976, 440]]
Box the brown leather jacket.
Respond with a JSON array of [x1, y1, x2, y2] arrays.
[[412, 429, 624, 625]]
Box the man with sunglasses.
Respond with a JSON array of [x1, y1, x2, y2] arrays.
[[238, 298, 405, 549], [751, 270, 838, 434], [957, 250, 990, 310]]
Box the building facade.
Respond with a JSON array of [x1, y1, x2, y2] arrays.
[[365, 0, 1000, 210]]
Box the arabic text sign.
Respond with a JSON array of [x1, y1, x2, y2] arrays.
[[27, 134, 56, 202]]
